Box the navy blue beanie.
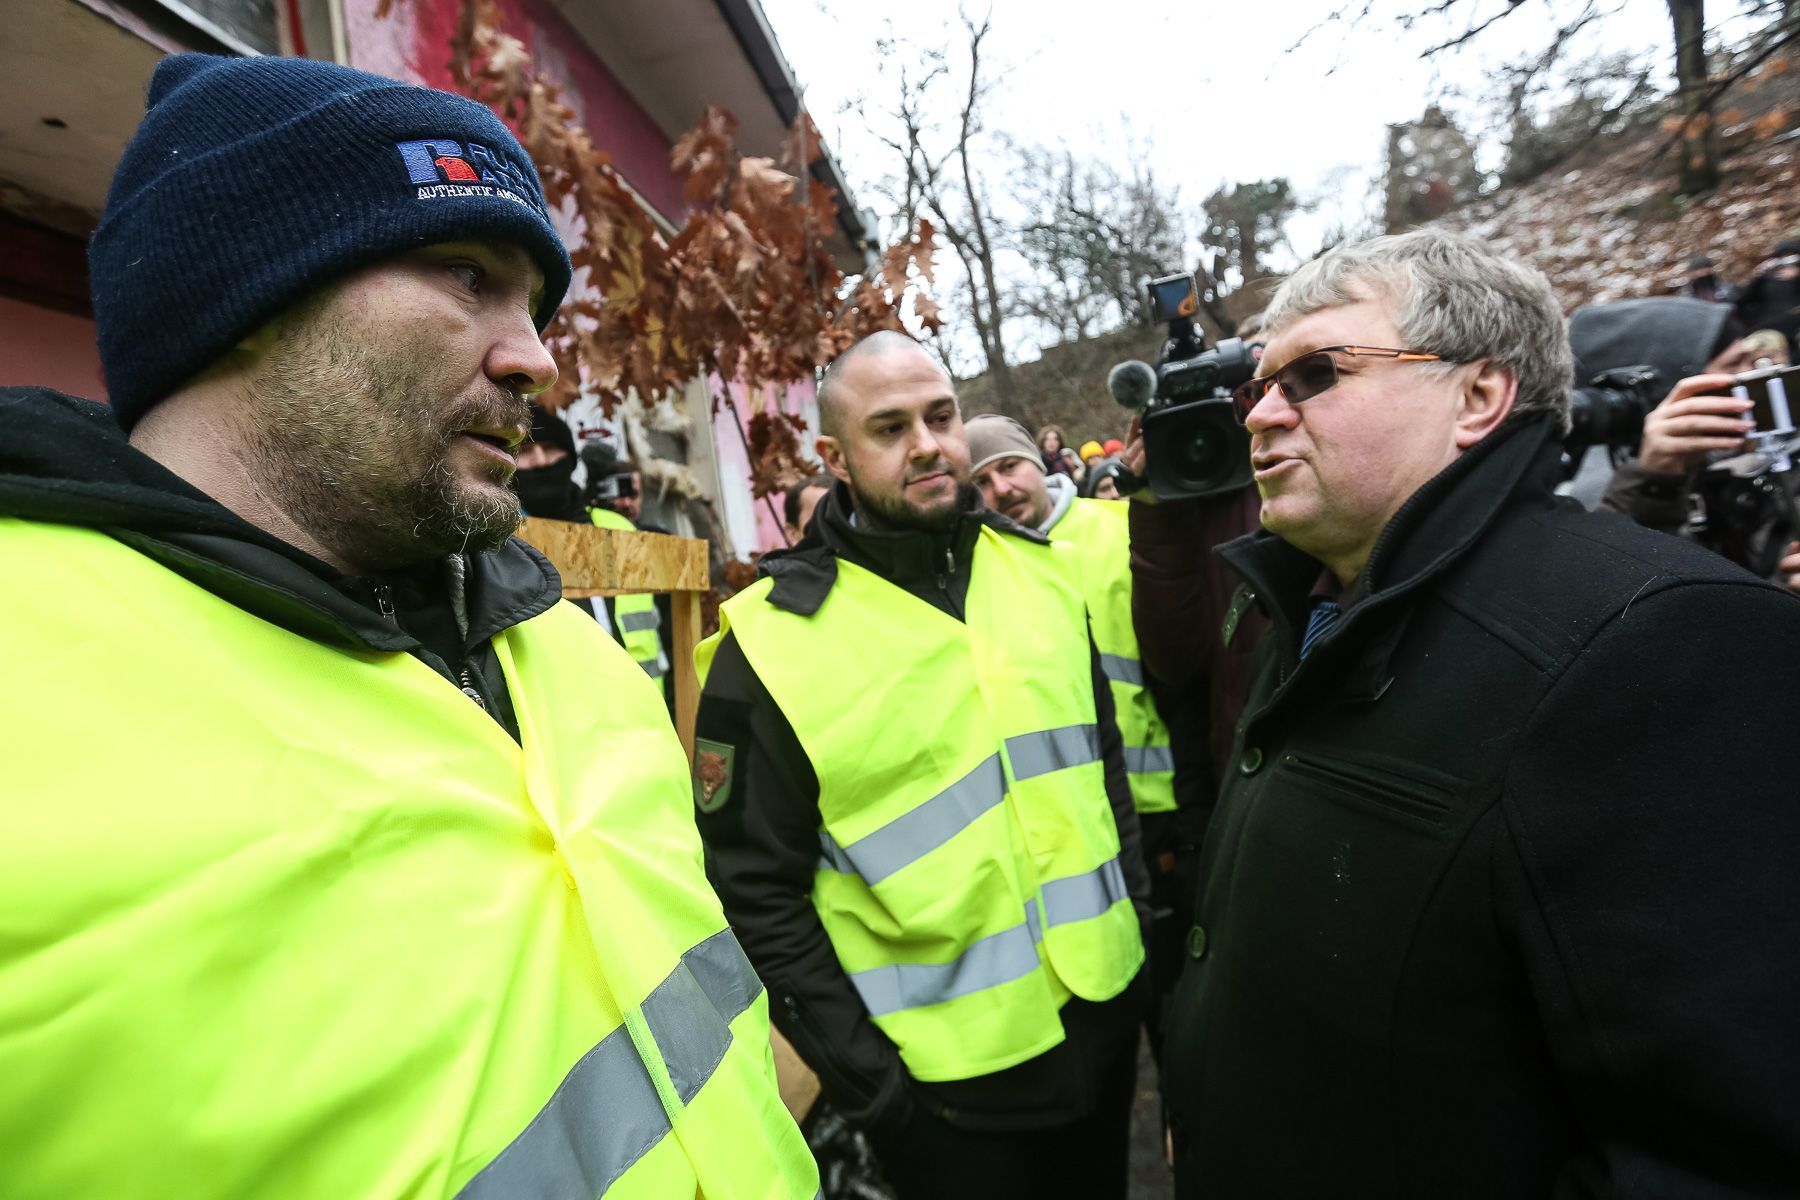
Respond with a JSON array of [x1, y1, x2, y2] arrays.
[[90, 54, 573, 430]]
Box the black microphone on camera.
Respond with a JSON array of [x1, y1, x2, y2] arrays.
[[1104, 361, 1160, 495], [1107, 360, 1158, 410]]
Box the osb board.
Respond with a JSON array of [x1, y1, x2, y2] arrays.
[[517, 517, 708, 597]]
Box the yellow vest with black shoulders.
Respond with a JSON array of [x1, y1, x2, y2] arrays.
[[590, 506, 669, 693], [0, 517, 816, 1199], [699, 525, 1144, 1083], [1048, 497, 1177, 814]]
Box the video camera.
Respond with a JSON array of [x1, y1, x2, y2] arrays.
[[1107, 272, 1256, 500]]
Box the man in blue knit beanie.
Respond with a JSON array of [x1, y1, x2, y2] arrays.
[[90, 51, 575, 567], [0, 54, 820, 1199]]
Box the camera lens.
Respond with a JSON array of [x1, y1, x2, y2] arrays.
[[1174, 425, 1231, 486]]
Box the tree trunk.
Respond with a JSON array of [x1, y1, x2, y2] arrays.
[[1668, 0, 1720, 194]]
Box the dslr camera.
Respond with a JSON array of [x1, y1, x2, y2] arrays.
[[1561, 364, 1663, 479], [1107, 272, 1256, 500]]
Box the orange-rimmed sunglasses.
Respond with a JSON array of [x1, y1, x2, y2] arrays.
[[1231, 345, 1447, 425]]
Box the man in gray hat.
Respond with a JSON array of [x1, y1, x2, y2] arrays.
[[967, 414, 1185, 1046], [968, 413, 1078, 532]]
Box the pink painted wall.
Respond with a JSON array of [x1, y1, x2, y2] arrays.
[[712, 374, 821, 555], [0, 298, 106, 400], [342, 0, 686, 222]]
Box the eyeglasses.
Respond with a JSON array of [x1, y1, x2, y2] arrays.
[[1231, 345, 1447, 425]]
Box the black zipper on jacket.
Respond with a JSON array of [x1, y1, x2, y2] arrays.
[[935, 546, 956, 609]]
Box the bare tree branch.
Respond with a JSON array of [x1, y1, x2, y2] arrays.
[[1422, 0, 1531, 56]]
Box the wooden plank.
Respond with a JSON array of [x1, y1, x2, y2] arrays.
[[670, 590, 702, 762], [517, 517, 708, 597]]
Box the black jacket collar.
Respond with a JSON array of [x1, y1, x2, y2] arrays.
[[1218, 414, 1564, 664], [759, 478, 1045, 616], [0, 386, 560, 652]]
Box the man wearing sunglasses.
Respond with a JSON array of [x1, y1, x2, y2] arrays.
[[1159, 228, 1800, 1198]]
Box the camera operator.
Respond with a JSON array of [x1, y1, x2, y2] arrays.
[[1104, 286, 1272, 960], [1121, 421, 1262, 841]]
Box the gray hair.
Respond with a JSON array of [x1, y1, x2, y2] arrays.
[[1261, 228, 1573, 431]]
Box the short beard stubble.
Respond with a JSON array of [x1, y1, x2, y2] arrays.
[[240, 304, 528, 573], [846, 458, 978, 534]]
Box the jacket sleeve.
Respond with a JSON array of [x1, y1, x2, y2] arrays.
[[1496, 580, 1800, 1193], [1128, 486, 1265, 687], [693, 632, 915, 1141], [1597, 459, 1691, 536], [1128, 496, 1219, 691], [1089, 632, 1151, 919]]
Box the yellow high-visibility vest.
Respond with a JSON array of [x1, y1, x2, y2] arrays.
[[591, 506, 669, 694], [700, 527, 1143, 1082], [0, 517, 817, 1199], [1049, 498, 1177, 814]]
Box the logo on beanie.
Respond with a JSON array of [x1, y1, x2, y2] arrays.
[[395, 138, 541, 211]]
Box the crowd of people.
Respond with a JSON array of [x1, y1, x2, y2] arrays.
[[1032, 425, 1135, 499], [3, 52, 1798, 1200]]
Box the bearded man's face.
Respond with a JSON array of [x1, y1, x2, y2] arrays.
[[239, 242, 555, 572]]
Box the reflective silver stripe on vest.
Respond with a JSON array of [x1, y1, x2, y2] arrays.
[[459, 928, 763, 1198], [1004, 724, 1100, 781], [847, 857, 1128, 1017], [639, 652, 668, 680], [620, 609, 661, 633], [850, 918, 1042, 1017], [1123, 745, 1175, 774], [817, 754, 1006, 884], [1042, 856, 1128, 927], [1098, 654, 1143, 687]]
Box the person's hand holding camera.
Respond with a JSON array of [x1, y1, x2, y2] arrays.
[[1120, 415, 1157, 504], [1636, 373, 1755, 476]]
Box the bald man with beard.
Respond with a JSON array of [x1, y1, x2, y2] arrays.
[[693, 332, 1151, 1199]]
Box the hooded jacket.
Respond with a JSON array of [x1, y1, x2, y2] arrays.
[[694, 481, 1149, 1141]]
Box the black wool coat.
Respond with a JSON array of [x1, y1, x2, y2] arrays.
[[1162, 415, 1800, 1198]]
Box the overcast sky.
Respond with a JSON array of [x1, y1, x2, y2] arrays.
[[756, 0, 1718, 364]]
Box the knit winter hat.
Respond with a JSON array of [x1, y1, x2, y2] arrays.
[[965, 414, 1044, 475], [90, 53, 573, 430]]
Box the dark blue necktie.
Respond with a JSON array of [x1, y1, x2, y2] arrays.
[[1299, 598, 1341, 660]]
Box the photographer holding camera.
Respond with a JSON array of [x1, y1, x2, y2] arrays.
[[1578, 299, 1800, 592]]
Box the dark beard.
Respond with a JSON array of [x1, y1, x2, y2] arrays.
[[241, 305, 527, 571], [850, 474, 979, 533]]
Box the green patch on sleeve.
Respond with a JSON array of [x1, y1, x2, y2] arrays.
[[694, 737, 737, 813]]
